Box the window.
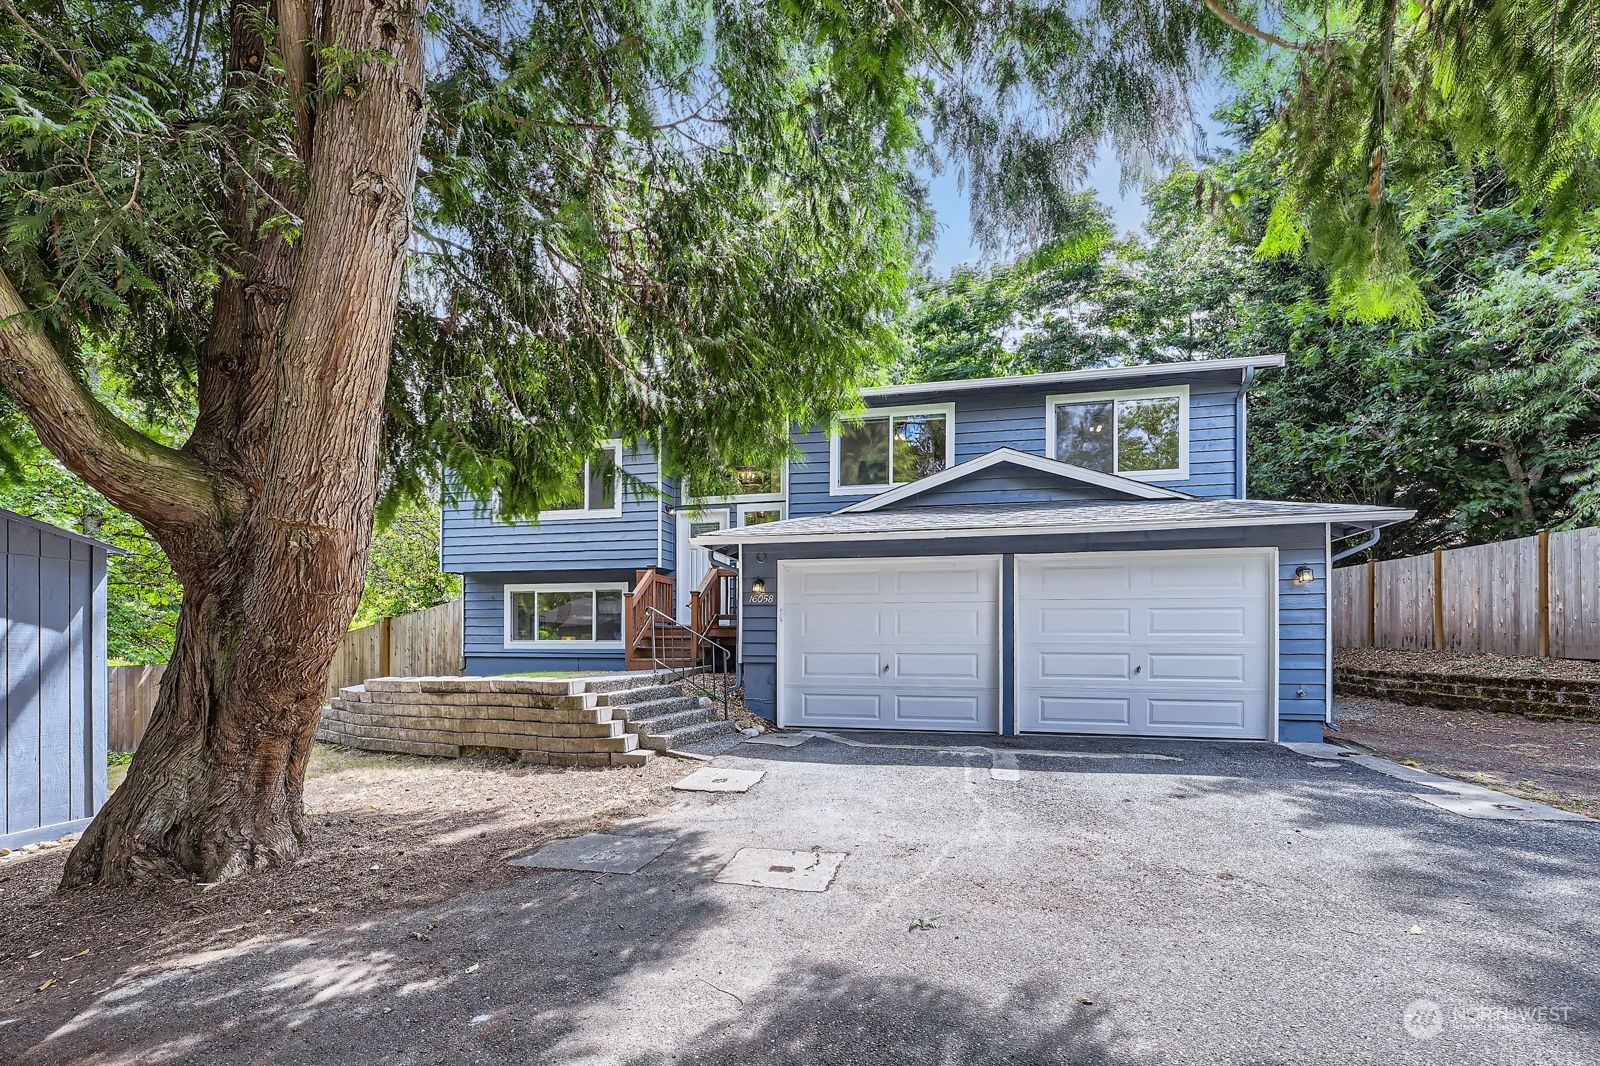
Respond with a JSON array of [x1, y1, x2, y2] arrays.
[[830, 403, 955, 494], [542, 442, 622, 517], [687, 460, 785, 504], [1046, 387, 1188, 480], [505, 583, 626, 646], [737, 504, 784, 527]]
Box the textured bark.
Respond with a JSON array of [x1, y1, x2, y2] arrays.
[[43, 0, 428, 887]]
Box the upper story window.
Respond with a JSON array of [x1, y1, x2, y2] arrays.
[[1046, 386, 1188, 480], [505, 583, 625, 647], [542, 441, 623, 518], [830, 403, 955, 494], [688, 461, 785, 504]]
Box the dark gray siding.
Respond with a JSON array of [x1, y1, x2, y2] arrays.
[[461, 571, 634, 674], [786, 378, 1243, 517], [3, 515, 110, 850], [736, 523, 1329, 738], [441, 444, 672, 574]]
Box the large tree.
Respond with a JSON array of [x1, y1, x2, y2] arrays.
[[0, 0, 1227, 885]]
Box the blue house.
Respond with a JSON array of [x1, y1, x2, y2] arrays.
[[441, 355, 1411, 743]]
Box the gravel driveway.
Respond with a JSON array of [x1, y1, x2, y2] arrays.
[[8, 733, 1598, 1065]]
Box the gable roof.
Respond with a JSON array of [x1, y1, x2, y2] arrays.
[[837, 448, 1190, 514], [694, 498, 1415, 549], [860, 354, 1284, 403]]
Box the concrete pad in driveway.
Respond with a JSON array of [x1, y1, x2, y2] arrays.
[[507, 831, 676, 873], [672, 766, 764, 792], [715, 848, 845, 892]]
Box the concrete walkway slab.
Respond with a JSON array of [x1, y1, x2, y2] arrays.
[[673, 767, 765, 793], [714, 848, 845, 892], [506, 832, 677, 874]]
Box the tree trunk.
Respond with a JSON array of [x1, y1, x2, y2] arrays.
[[53, 0, 427, 887]]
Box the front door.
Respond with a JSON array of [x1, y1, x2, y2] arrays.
[[676, 510, 728, 623]]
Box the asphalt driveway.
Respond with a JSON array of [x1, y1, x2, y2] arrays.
[[14, 733, 1600, 1065]]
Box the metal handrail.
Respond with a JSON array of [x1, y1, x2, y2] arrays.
[[641, 604, 736, 718]]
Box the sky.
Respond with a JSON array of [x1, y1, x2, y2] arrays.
[[922, 82, 1231, 275]]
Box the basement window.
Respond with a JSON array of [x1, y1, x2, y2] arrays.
[[505, 584, 626, 647]]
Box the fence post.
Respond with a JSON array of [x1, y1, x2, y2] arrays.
[[1432, 548, 1445, 651], [380, 615, 393, 678], [1538, 528, 1551, 658], [1366, 559, 1377, 647]]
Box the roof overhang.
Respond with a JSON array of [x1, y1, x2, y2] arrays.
[[837, 448, 1190, 513], [858, 354, 1285, 403], [694, 502, 1415, 550]]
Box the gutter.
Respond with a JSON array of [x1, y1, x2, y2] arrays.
[[1331, 528, 1382, 564], [1234, 366, 1254, 499]]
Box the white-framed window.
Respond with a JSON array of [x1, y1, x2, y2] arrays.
[[1045, 386, 1189, 481], [686, 461, 787, 505], [829, 402, 956, 495], [504, 582, 627, 647], [540, 440, 624, 519], [736, 502, 785, 527]]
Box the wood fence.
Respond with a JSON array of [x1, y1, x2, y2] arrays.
[[1332, 527, 1600, 660], [108, 598, 464, 751]]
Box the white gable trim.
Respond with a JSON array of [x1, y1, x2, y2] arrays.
[[837, 447, 1189, 514]]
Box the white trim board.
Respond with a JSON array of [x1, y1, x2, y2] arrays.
[[696, 506, 1417, 548], [859, 354, 1284, 401], [837, 447, 1187, 514]]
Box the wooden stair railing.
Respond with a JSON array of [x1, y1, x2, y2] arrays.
[[690, 566, 739, 643], [624, 568, 676, 670]]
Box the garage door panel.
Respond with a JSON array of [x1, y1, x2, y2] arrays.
[[890, 566, 984, 598], [798, 651, 881, 679], [781, 556, 999, 732], [795, 568, 882, 598], [797, 605, 881, 638], [896, 607, 984, 638], [1036, 695, 1133, 729], [1146, 698, 1249, 731], [1146, 606, 1250, 639], [1146, 652, 1248, 684], [894, 694, 986, 727], [1017, 550, 1272, 740], [1037, 606, 1131, 638], [1037, 651, 1131, 682], [797, 692, 882, 722], [895, 652, 982, 680]]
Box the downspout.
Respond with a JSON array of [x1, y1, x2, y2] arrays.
[[655, 437, 665, 571], [1325, 526, 1384, 729], [1234, 367, 1254, 499]]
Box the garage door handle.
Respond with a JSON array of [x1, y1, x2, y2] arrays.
[[1134, 665, 1142, 675], [882, 664, 891, 673]]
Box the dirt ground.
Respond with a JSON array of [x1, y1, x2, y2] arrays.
[[0, 744, 684, 1029], [1335, 695, 1600, 816], [1337, 645, 1600, 683]]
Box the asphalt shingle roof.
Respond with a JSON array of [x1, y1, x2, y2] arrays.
[[698, 498, 1414, 546]]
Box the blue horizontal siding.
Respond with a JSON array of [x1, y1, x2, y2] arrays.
[[736, 523, 1329, 737], [442, 445, 670, 574], [787, 377, 1243, 517], [889, 467, 1137, 509]]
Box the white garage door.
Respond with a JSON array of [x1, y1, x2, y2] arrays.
[[1016, 549, 1273, 739], [780, 556, 1000, 732]]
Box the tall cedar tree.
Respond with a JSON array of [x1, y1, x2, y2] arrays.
[[0, 0, 1228, 885]]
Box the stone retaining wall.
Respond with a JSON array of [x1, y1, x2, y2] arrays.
[[1337, 667, 1600, 722], [317, 675, 652, 767]]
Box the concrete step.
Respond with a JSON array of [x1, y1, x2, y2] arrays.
[[600, 683, 687, 707], [611, 694, 704, 722], [627, 704, 719, 736], [640, 717, 742, 754]]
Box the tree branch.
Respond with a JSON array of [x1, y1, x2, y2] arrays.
[[1199, 0, 1329, 53], [0, 269, 226, 536]]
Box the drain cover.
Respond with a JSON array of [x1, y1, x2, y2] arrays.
[[673, 767, 765, 793], [715, 848, 845, 892]]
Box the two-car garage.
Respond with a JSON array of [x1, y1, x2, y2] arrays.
[[779, 549, 1275, 740]]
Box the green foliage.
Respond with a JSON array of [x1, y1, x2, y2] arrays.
[[353, 502, 460, 629]]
